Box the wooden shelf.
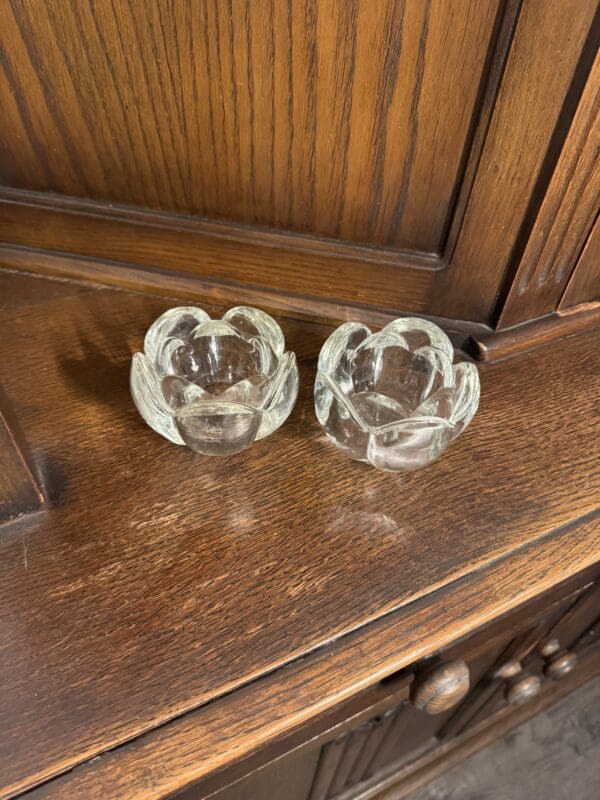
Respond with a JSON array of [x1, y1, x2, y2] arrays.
[[0, 268, 598, 800]]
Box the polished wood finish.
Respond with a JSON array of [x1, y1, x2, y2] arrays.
[[349, 647, 600, 800], [0, 384, 44, 524], [410, 661, 470, 715], [0, 269, 598, 799], [1, 0, 597, 329], [539, 639, 561, 658], [1, 0, 599, 795], [21, 569, 599, 800], [0, 245, 490, 344]]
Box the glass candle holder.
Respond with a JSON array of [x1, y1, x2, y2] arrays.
[[131, 306, 299, 456], [314, 318, 480, 472]]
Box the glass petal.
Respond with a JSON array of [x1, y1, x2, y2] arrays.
[[351, 345, 440, 411], [384, 318, 453, 359], [144, 307, 210, 363], [189, 333, 258, 392], [367, 418, 453, 472], [318, 322, 371, 394], [256, 352, 299, 439], [219, 374, 271, 408], [351, 391, 410, 429], [174, 400, 261, 456], [130, 353, 184, 444], [356, 329, 410, 352], [314, 371, 369, 461], [251, 336, 278, 378], [190, 319, 239, 338], [450, 362, 480, 434], [158, 338, 197, 380], [161, 375, 209, 409], [414, 385, 455, 422], [223, 306, 285, 356], [413, 345, 454, 400]]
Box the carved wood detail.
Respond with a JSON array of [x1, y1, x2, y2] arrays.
[[496, 48, 600, 327]]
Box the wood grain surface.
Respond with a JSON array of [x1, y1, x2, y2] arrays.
[[0, 0, 596, 328], [468, 304, 600, 361], [18, 524, 600, 800], [0, 0, 499, 253], [0, 269, 598, 798]]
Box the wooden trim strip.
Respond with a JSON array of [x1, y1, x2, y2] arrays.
[[0, 245, 490, 343], [0, 187, 441, 270], [468, 304, 600, 361], [18, 512, 600, 800]]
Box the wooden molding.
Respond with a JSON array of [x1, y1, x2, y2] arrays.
[[352, 645, 600, 800], [0, 245, 490, 346], [467, 304, 600, 361]]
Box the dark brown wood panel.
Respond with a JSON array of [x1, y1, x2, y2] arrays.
[[0, 269, 598, 798], [468, 304, 600, 361], [0, 0, 498, 253]]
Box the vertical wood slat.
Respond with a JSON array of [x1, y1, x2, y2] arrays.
[[307, 735, 348, 800], [0, 384, 44, 525], [308, 704, 406, 799], [327, 724, 373, 796], [496, 49, 600, 327], [346, 708, 396, 785], [361, 703, 411, 778]]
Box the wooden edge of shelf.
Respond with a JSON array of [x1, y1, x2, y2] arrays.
[[18, 511, 599, 800], [466, 304, 600, 361]]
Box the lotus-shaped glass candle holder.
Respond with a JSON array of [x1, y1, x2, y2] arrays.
[[314, 318, 480, 472], [131, 306, 299, 456]]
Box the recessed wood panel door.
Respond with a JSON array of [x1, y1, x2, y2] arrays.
[[0, 0, 597, 323], [0, 0, 498, 254]]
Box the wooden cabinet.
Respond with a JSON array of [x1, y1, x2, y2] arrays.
[[0, 2, 598, 799], [191, 579, 600, 800], [0, 0, 598, 336]]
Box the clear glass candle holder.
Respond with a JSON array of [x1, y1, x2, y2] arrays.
[[314, 318, 480, 472], [131, 306, 299, 456]]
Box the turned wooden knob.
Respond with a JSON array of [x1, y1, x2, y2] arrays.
[[505, 673, 541, 705], [544, 650, 578, 680], [494, 659, 523, 680], [411, 660, 470, 714], [539, 638, 561, 657]]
